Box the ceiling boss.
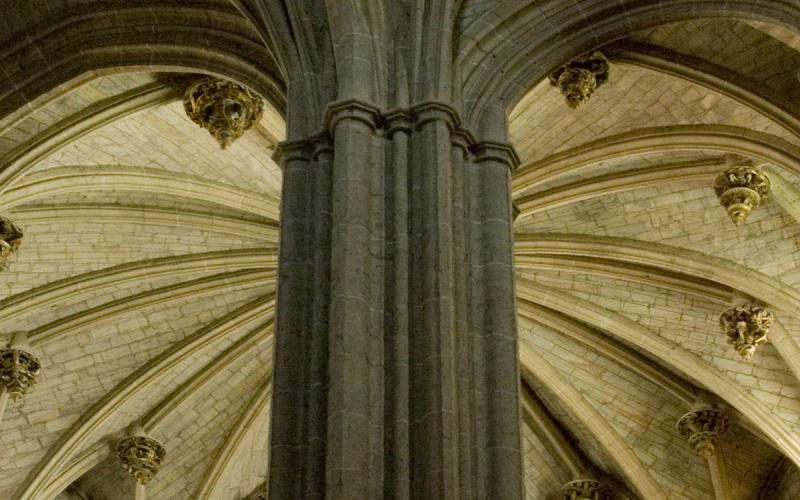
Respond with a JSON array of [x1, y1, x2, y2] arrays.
[[183, 77, 265, 149], [549, 51, 610, 108]]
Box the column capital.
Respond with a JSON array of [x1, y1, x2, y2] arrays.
[[471, 140, 521, 171], [325, 99, 383, 132], [277, 100, 519, 170], [273, 133, 333, 164]]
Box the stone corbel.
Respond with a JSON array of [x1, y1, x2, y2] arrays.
[[719, 304, 773, 360], [115, 423, 166, 500], [0, 331, 40, 425], [713, 159, 771, 226], [183, 76, 265, 149], [561, 478, 606, 500], [677, 408, 731, 500], [0, 216, 23, 272]]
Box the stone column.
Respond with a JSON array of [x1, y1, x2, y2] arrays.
[[266, 4, 523, 498]]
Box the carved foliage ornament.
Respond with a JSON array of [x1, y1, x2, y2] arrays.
[[561, 479, 606, 500], [713, 166, 771, 225], [677, 409, 728, 458], [0, 217, 23, 271], [183, 76, 264, 149], [115, 435, 166, 484], [719, 305, 773, 360], [0, 348, 41, 401], [549, 51, 610, 108]]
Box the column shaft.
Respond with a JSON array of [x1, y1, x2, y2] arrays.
[[468, 145, 523, 498], [0, 385, 8, 425], [269, 105, 523, 499], [135, 483, 146, 500], [326, 117, 385, 500], [708, 450, 731, 500]]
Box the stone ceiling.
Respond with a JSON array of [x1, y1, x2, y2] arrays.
[[0, 9, 799, 500]]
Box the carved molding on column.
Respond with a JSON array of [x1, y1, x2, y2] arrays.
[[115, 434, 166, 484], [719, 304, 773, 360], [0, 216, 23, 271], [677, 409, 729, 458], [273, 133, 333, 164], [383, 109, 414, 135], [411, 101, 463, 131], [471, 140, 521, 170], [183, 76, 265, 149], [278, 99, 520, 171], [713, 165, 771, 225], [549, 51, 610, 108], [0, 346, 41, 402], [325, 98, 383, 131], [561, 478, 606, 500]]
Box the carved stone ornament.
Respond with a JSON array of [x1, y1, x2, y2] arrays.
[[677, 409, 728, 458], [719, 305, 773, 360], [0, 217, 23, 271], [549, 51, 610, 108], [561, 479, 605, 500], [115, 435, 166, 484], [183, 76, 264, 149], [0, 348, 41, 402], [713, 166, 771, 225]]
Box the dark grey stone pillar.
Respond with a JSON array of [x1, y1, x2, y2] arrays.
[[267, 2, 523, 498]]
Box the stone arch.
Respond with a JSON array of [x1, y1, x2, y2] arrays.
[[457, 0, 800, 130], [0, 2, 286, 130], [512, 125, 800, 194], [15, 297, 275, 499]]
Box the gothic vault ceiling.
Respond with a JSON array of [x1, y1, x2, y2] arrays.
[[0, 4, 799, 500]]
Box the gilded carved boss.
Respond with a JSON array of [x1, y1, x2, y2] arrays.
[[549, 52, 610, 108], [676, 409, 728, 458], [561, 479, 605, 500], [0, 217, 23, 271], [719, 305, 773, 360], [0, 348, 41, 401], [183, 77, 264, 149], [115, 435, 166, 484], [713, 166, 770, 225]]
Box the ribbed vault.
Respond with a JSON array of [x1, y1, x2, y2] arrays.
[[0, 3, 799, 500]]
